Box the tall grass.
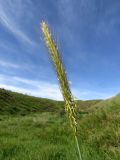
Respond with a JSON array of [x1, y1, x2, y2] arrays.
[[41, 21, 82, 160]]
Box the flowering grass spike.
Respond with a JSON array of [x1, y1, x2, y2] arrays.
[[41, 21, 82, 160]]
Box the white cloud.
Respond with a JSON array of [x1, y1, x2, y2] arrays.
[[0, 60, 21, 69], [0, 0, 37, 46], [0, 73, 115, 100], [0, 60, 35, 71], [0, 74, 63, 100]]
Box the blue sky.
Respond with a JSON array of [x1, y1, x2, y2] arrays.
[[0, 0, 120, 100]]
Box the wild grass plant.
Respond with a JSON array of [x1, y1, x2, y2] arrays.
[[41, 21, 82, 160]]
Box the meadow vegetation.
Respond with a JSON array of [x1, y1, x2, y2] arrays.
[[0, 88, 120, 160]]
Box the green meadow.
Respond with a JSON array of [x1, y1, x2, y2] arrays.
[[0, 88, 120, 160]]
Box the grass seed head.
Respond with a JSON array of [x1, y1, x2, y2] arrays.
[[41, 21, 77, 135]]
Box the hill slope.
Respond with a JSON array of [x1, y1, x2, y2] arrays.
[[89, 93, 120, 112], [0, 88, 101, 115], [0, 88, 64, 115]]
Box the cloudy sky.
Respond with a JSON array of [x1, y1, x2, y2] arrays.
[[0, 0, 120, 100]]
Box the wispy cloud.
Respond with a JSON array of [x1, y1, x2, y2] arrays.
[[0, 60, 35, 71], [0, 60, 21, 69], [0, 74, 63, 100], [0, 74, 114, 100], [0, 0, 37, 46]]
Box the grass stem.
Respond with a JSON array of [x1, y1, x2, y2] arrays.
[[75, 136, 83, 160], [41, 21, 83, 160]]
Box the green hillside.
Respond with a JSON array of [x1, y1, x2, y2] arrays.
[[0, 88, 120, 160], [0, 88, 101, 115], [0, 88, 64, 115], [86, 93, 120, 114]]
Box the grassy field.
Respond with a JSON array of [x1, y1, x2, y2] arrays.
[[0, 88, 120, 160]]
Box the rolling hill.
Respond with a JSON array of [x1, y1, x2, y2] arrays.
[[0, 88, 64, 115], [0, 88, 101, 115]]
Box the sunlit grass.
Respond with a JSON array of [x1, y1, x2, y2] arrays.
[[41, 21, 82, 160]]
